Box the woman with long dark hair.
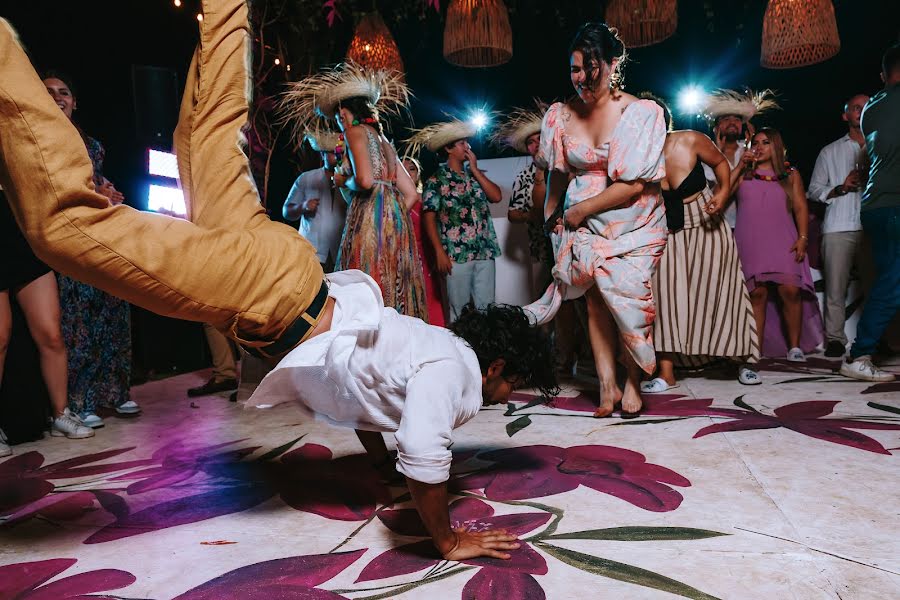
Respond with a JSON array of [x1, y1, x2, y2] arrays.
[[42, 72, 139, 428], [730, 128, 823, 360], [527, 23, 668, 416], [283, 64, 427, 320]]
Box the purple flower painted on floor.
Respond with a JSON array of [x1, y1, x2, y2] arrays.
[[356, 497, 550, 596], [694, 400, 900, 455], [86, 440, 391, 543], [452, 445, 690, 512], [0, 558, 136, 599], [0, 447, 151, 525], [173, 549, 366, 599], [509, 392, 900, 455]]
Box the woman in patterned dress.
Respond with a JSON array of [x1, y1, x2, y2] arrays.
[[283, 63, 426, 320], [43, 73, 138, 428], [332, 97, 427, 320], [525, 23, 668, 416]]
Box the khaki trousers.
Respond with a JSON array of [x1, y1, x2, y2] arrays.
[[203, 323, 238, 381], [0, 0, 323, 350]]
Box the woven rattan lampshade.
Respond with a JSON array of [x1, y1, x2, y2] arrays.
[[443, 0, 513, 68], [605, 0, 677, 48], [346, 12, 405, 76], [761, 0, 840, 69]]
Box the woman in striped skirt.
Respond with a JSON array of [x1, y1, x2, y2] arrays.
[[641, 98, 760, 393]]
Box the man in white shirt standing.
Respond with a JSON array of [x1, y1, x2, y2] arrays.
[[248, 269, 559, 561], [809, 94, 869, 357], [283, 132, 346, 272]]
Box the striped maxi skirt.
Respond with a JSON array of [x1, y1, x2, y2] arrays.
[[651, 187, 759, 367]]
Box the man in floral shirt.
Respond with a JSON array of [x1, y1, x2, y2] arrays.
[[421, 127, 502, 321]]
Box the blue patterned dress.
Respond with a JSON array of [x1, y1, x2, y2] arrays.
[[59, 135, 132, 417]]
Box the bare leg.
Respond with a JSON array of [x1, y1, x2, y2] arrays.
[[0, 290, 10, 387], [777, 284, 803, 349], [585, 286, 622, 417], [620, 350, 643, 414], [657, 352, 676, 386], [15, 273, 67, 417], [749, 285, 768, 354], [355, 429, 399, 482]]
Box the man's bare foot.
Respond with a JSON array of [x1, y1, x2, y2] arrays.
[[593, 383, 622, 418]]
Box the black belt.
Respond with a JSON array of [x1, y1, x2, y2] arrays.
[[240, 280, 329, 360]]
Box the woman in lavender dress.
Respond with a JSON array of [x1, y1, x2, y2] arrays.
[[731, 128, 823, 361]]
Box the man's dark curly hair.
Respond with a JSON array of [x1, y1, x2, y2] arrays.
[[449, 303, 560, 398]]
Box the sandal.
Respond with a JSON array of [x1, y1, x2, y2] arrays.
[[639, 378, 679, 394]]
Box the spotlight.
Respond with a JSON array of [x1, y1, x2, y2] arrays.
[[148, 184, 187, 218], [274, 58, 281, 66], [677, 85, 706, 115], [469, 110, 489, 131], [173, 0, 181, 6]]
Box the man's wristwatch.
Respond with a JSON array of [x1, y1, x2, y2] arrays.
[[834, 185, 846, 197]]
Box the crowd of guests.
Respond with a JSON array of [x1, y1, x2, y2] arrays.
[[0, 73, 139, 457], [2, 21, 897, 456], [276, 26, 899, 417]]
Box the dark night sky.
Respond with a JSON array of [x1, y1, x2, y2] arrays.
[[4, 0, 899, 215]]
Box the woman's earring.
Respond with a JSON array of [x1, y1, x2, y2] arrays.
[[608, 67, 624, 92]]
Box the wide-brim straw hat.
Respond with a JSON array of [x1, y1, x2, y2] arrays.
[[491, 102, 546, 154], [702, 88, 780, 123], [405, 119, 478, 155], [280, 61, 409, 149], [305, 131, 341, 153]]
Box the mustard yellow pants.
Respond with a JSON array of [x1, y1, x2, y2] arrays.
[[0, 0, 324, 352]]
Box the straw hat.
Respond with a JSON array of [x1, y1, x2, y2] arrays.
[[405, 119, 478, 156], [305, 131, 341, 153], [491, 102, 547, 154], [281, 61, 410, 148], [702, 88, 780, 123]]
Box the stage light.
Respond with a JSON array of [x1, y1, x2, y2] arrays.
[[148, 185, 187, 217], [677, 85, 706, 114], [286, 64, 291, 72], [469, 110, 489, 131], [274, 58, 281, 66], [196, 13, 203, 22], [148, 149, 179, 179], [173, 0, 181, 7]]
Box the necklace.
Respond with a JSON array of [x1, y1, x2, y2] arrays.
[[746, 164, 793, 182]]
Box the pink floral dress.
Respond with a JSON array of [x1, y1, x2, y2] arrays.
[[525, 100, 668, 373]]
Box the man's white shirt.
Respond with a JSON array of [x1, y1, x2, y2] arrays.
[[808, 134, 865, 234], [247, 270, 484, 485]]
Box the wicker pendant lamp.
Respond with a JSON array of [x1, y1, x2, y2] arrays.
[[604, 0, 677, 48], [761, 0, 840, 69], [346, 12, 405, 76], [443, 0, 513, 68]]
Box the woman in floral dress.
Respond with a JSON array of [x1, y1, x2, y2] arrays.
[[43, 73, 137, 428], [525, 23, 668, 416]]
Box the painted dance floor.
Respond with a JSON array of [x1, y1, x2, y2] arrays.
[[2, 355, 900, 599]]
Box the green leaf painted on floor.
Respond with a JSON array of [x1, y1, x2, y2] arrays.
[[257, 434, 305, 462], [544, 526, 728, 542], [733, 395, 758, 413], [608, 417, 687, 427], [506, 416, 532, 437], [538, 543, 721, 600], [868, 402, 900, 416]]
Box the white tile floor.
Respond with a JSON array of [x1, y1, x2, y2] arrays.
[[1, 354, 899, 599]]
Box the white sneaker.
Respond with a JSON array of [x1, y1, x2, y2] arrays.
[[0, 428, 11, 457], [786, 347, 806, 362], [80, 413, 105, 428], [738, 365, 762, 385], [115, 400, 141, 415], [51, 408, 95, 439], [840, 355, 896, 383]]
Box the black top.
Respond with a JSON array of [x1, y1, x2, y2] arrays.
[[662, 161, 707, 231], [0, 190, 51, 291]]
